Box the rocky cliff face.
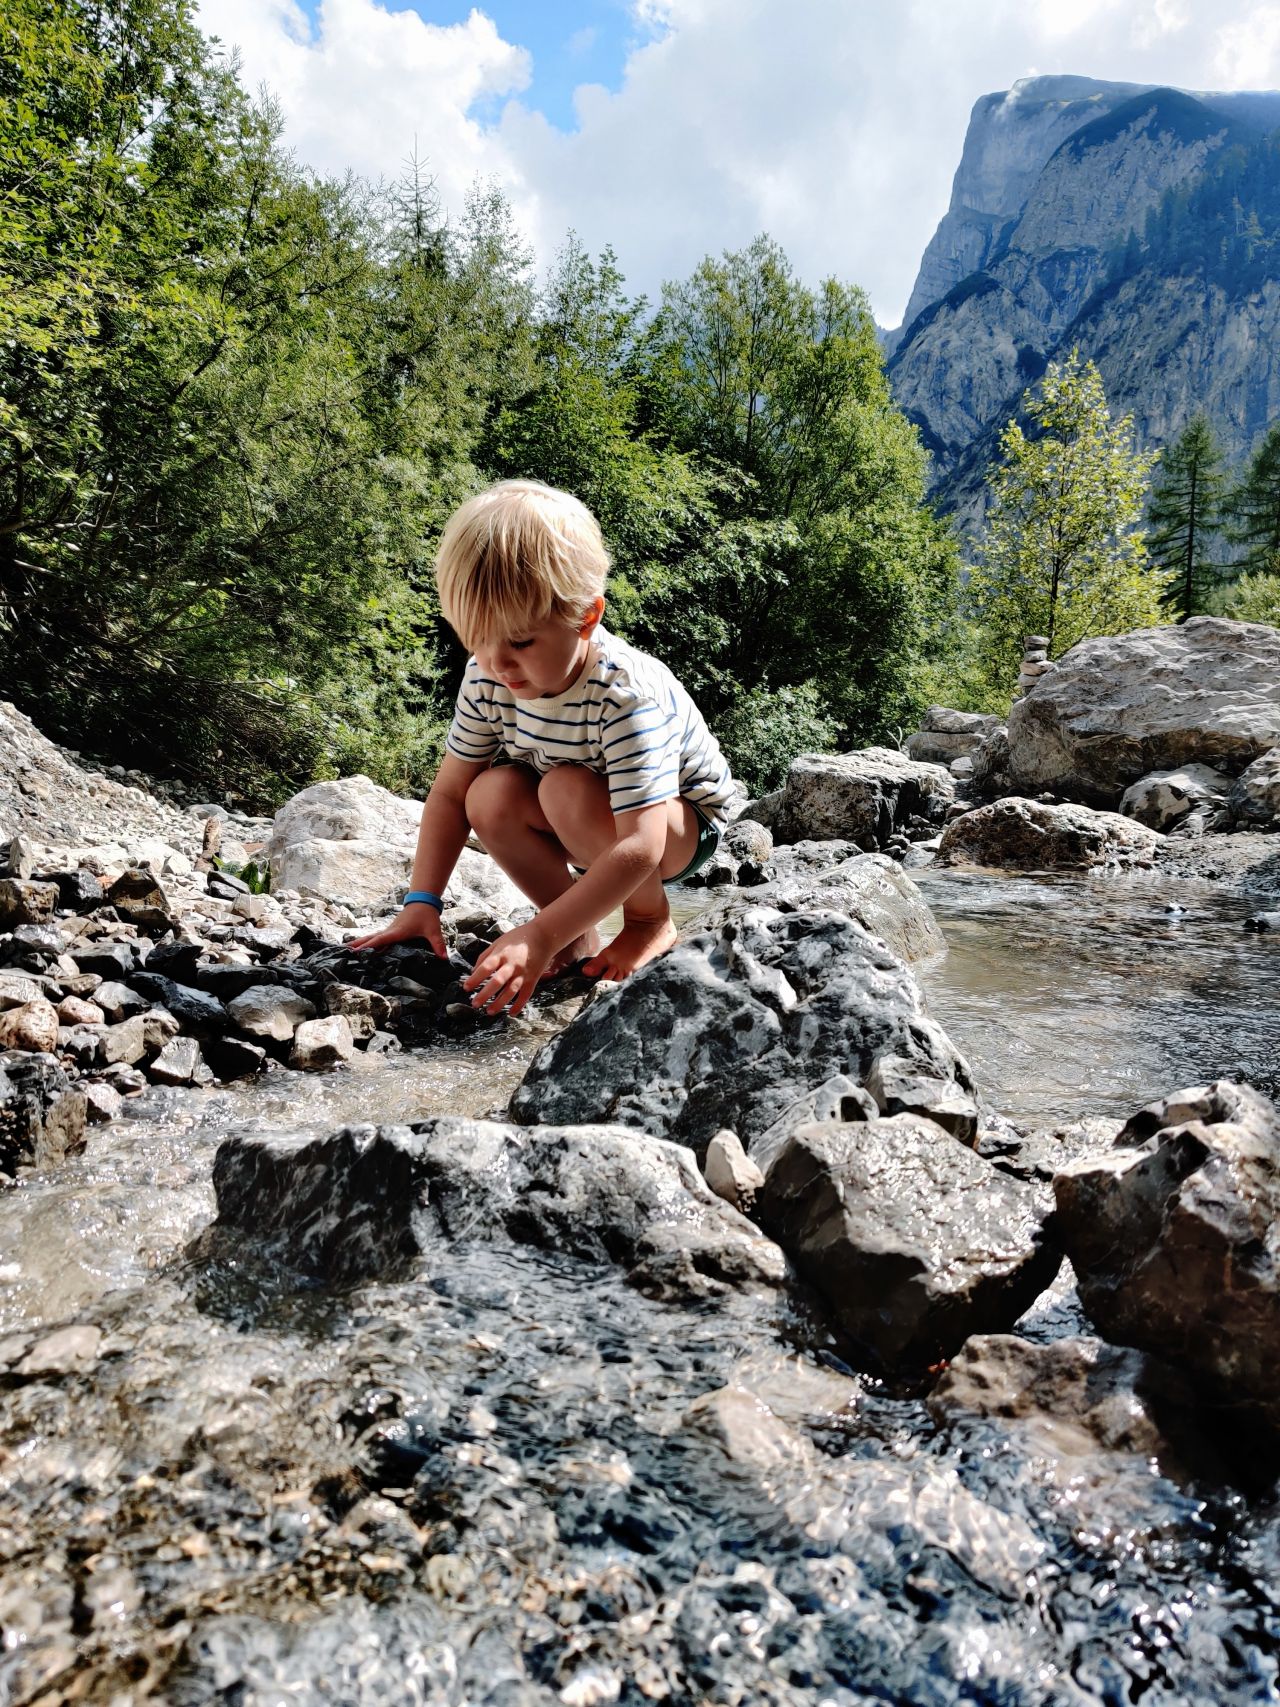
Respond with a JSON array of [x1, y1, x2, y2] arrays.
[[888, 75, 1280, 525]]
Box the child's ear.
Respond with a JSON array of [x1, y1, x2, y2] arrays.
[[579, 595, 605, 636]]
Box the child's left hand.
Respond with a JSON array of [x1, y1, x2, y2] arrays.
[[462, 921, 552, 1018]]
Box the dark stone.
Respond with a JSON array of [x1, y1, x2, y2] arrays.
[[92, 980, 148, 1023], [143, 940, 204, 984], [759, 1115, 1060, 1372], [129, 972, 228, 1036], [201, 1118, 787, 1296], [1054, 1081, 1280, 1434], [74, 942, 141, 979], [49, 869, 105, 912], [106, 869, 176, 935], [0, 925, 68, 974], [511, 908, 975, 1167], [0, 1051, 88, 1173], [201, 1034, 269, 1081]]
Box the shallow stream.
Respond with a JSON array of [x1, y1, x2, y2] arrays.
[[1, 869, 1278, 1704]]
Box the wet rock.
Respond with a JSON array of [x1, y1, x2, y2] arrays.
[[928, 1334, 1205, 1464], [0, 998, 59, 1053], [323, 982, 397, 1040], [83, 1082, 124, 1123], [776, 748, 955, 847], [227, 984, 315, 1043], [1004, 618, 1280, 804], [1229, 747, 1280, 830], [290, 1014, 355, 1070], [865, 1052, 980, 1142], [1119, 763, 1233, 833], [1245, 910, 1280, 932], [106, 868, 176, 934], [938, 797, 1161, 869], [688, 848, 945, 964], [1054, 1081, 1280, 1432], [130, 972, 228, 1036], [148, 1035, 208, 1086], [0, 1052, 87, 1171], [704, 1130, 765, 1214], [0, 878, 59, 929], [3, 1323, 102, 1377], [202, 1034, 269, 1081], [511, 908, 974, 1167], [758, 1115, 1060, 1371], [205, 1118, 788, 1296], [92, 979, 148, 1023]]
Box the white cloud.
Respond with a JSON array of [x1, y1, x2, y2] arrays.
[[196, 0, 1280, 328]]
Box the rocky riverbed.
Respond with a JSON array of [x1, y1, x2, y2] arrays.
[[2, 613, 1280, 1706]]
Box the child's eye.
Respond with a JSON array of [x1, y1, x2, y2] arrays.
[[510, 638, 533, 650]]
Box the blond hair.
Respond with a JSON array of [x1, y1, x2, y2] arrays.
[[435, 480, 609, 650]]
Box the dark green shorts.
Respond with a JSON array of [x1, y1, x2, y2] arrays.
[[571, 802, 722, 885]]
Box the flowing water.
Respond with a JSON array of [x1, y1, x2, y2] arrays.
[[1, 871, 1279, 1705]]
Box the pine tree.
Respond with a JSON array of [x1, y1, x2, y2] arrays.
[[970, 351, 1169, 675], [1147, 412, 1228, 620], [1227, 423, 1280, 576]]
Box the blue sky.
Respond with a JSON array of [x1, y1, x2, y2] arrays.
[[290, 0, 640, 129], [197, 0, 1280, 326]]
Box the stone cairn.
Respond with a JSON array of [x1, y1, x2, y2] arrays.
[[1013, 634, 1054, 701]]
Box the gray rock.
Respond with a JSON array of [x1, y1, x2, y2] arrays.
[[0, 1052, 87, 1172], [758, 1115, 1060, 1371], [323, 982, 398, 1040], [91, 979, 148, 1024], [204, 1118, 787, 1297], [1054, 1080, 1280, 1432], [1229, 747, 1280, 830], [148, 1036, 206, 1087], [865, 1052, 980, 1142], [1, 835, 38, 880], [1119, 763, 1233, 832], [906, 708, 1003, 767], [704, 1129, 765, 1214], [511, 907, 974, 1167], [99, 1016, 148, 1067], [687, 848, 945, 964], [227, 984, 316, 1043], [83, 1082, 124, 1123], [1004, 620, 1280, 804], [0, 972, 47, 1011], [290, 1014, 355, 1070], [938, 797, 1161, 869], [738, 788, 784, 832], [777, 748, 955, 847]]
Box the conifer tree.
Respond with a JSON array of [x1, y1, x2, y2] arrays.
[[1227, 423, 1280, 577], [1148, 412, 1227, 620], [970, 351, 1168, 676]]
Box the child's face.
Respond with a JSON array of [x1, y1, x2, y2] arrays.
[[474, 602, 602, 699]]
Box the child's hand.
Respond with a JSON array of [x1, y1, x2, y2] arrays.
[[349, 904, 447, 958], [462, 921, 552, 1018]]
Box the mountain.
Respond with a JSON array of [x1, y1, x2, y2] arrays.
[[887, 74, 1280, 526]]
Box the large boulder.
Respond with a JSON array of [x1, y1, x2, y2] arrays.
[[1229, 747, 1280, 830], [906, 706, 1004, 768], [776, 749, 955, 847], [268, 775, 527, 916], [510, 907, 975, 1167], [1004, 619, 1280, 804], [0, 1052, 87, 1173], [1119, 763, 1233, 833], [203, 1117, 787, 1297], [758, 1115, 1059, 1371], [1053, 1081, 1280, 1433], [937, 797, 1161, 869], [687, 847, 946, 963]]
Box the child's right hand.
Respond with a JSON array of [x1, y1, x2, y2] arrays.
[[348, 903, 446, 958]]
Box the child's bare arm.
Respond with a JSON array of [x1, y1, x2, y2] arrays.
[[350, 754, 487, 955], [463, 804, 666, 1014]]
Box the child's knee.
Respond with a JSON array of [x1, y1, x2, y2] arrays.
[[465, 765, 531, 832], [536, 765, 605, 819]]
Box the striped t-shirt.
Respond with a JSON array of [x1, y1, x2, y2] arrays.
[[445, 627, 736, 825]]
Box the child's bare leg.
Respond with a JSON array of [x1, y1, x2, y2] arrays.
[[464, 766, 600, 971], [536, 767, 699, 979]]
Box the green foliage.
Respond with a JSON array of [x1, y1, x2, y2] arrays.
[[1226, 422, 1280, 577], [1210, 568, 1280, 627], [216, 856, 271, 894], [969, 352, 1169, 680], [714, 682, 839, 797], [1147, 412, 1228, 619]]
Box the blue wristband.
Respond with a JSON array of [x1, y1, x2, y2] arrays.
[[404, 890, 444, 911]]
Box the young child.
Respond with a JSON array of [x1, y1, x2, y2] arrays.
[[351, 479, 735, 1017]]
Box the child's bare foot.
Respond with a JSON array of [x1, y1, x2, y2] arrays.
[[545, 927, 602, 978], [583, 915, 678, 981]]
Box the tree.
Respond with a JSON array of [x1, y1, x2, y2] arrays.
[[635, 235, 959, 743], [1226, 422, 1280, 577], [1147, 412, 1228, 620], [969, 351, 1168, 676]]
